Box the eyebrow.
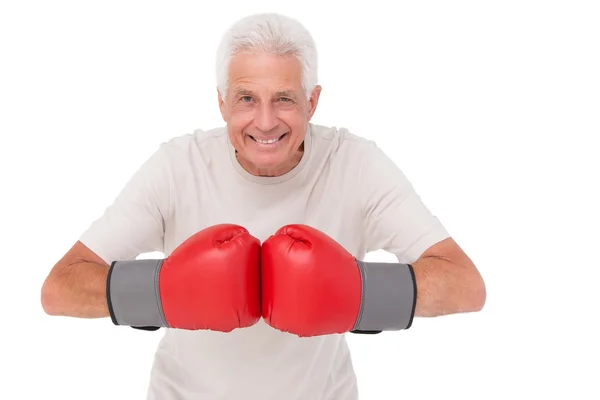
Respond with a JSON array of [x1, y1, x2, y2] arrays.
[[234, 89, 300, 100], [274, 90, 300, 100], [234, 89, 254, 97]]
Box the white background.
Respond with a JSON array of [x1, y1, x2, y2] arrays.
[[1, 1, 599, 399]]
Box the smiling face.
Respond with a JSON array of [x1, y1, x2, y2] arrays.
[[218, 52, 321, 177]]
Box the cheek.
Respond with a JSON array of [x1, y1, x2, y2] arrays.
[[228, 109, 254, 130], [279, 110, 307, 134], [277, 104, 306, 122]]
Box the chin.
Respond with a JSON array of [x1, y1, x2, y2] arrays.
[[251, 155, 284, 169]]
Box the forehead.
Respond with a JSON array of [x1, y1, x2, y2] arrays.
[[227, 52, 303, 93]]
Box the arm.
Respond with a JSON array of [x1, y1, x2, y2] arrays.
[[412, 237, 486, 317], [41, 241, 110, 318], [359, 141, 486, 321], [40, 144, 170, 320]]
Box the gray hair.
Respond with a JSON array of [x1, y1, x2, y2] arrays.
[[215, 13, 318, 100]]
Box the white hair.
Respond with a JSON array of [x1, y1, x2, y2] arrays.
[[215, 13, 318, 100]]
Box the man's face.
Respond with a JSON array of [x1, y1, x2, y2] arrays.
[[219, 52, 321, 177]]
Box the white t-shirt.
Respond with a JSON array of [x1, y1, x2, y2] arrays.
[[79, 123, 450, 400]]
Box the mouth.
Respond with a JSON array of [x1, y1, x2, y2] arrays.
[[248, 133, 288, 144]]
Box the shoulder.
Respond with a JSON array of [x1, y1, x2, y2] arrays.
[[310, 123, 379, 156], [309, 123, 385, 168], [127, 127, 228, 186], [158, 126, 227, 155], [150, 126, 228, 166], [311, 124, 409, 187]]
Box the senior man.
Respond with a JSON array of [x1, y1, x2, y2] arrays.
[[41, 12, 486, 400]]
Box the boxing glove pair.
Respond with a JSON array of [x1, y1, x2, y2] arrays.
[[107, 224, 417, 337]]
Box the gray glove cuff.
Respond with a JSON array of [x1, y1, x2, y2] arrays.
[[107, 259, 168, 328], [352, 260, 417, 333]]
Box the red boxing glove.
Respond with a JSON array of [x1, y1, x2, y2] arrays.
[[261, 224, 362, 336], [107, 224, 261, 332], [261, 224, 417, 337]]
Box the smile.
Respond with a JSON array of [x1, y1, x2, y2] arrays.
[[249, 133, 287, 144]]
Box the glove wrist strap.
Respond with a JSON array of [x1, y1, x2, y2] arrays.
[[351, 260, 417, 333], [107, 259, 167, 329]]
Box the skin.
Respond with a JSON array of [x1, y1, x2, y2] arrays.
[[40, 51, 486, 320], [218, 52, 321, 177], [412, 237, 486, 317]]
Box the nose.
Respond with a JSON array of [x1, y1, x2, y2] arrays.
[[254, 102, 279, 132]]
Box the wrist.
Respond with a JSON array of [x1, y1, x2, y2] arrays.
[[351, 260, 417, 333], [107, 259, 167, 328]]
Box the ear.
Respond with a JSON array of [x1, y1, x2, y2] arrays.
[[307, 85, 322, 121], [217, 87, 227, 122]]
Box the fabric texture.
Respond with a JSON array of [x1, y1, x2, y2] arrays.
[[79, 123, 450, 400]]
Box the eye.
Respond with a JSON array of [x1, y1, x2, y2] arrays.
[[278, 97, 293, 103], [240, 96, 253, 103]]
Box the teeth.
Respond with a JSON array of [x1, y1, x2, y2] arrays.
[[257, 138, 278, 144], [254, 134, 284, 144]]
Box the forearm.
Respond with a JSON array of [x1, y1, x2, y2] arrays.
[[411, 255, 486, 318], [41, 262, 110, 318]]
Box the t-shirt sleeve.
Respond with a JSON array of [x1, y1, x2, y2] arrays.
[[78, 144, 171, 265], [360, 142, 451, 264]]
